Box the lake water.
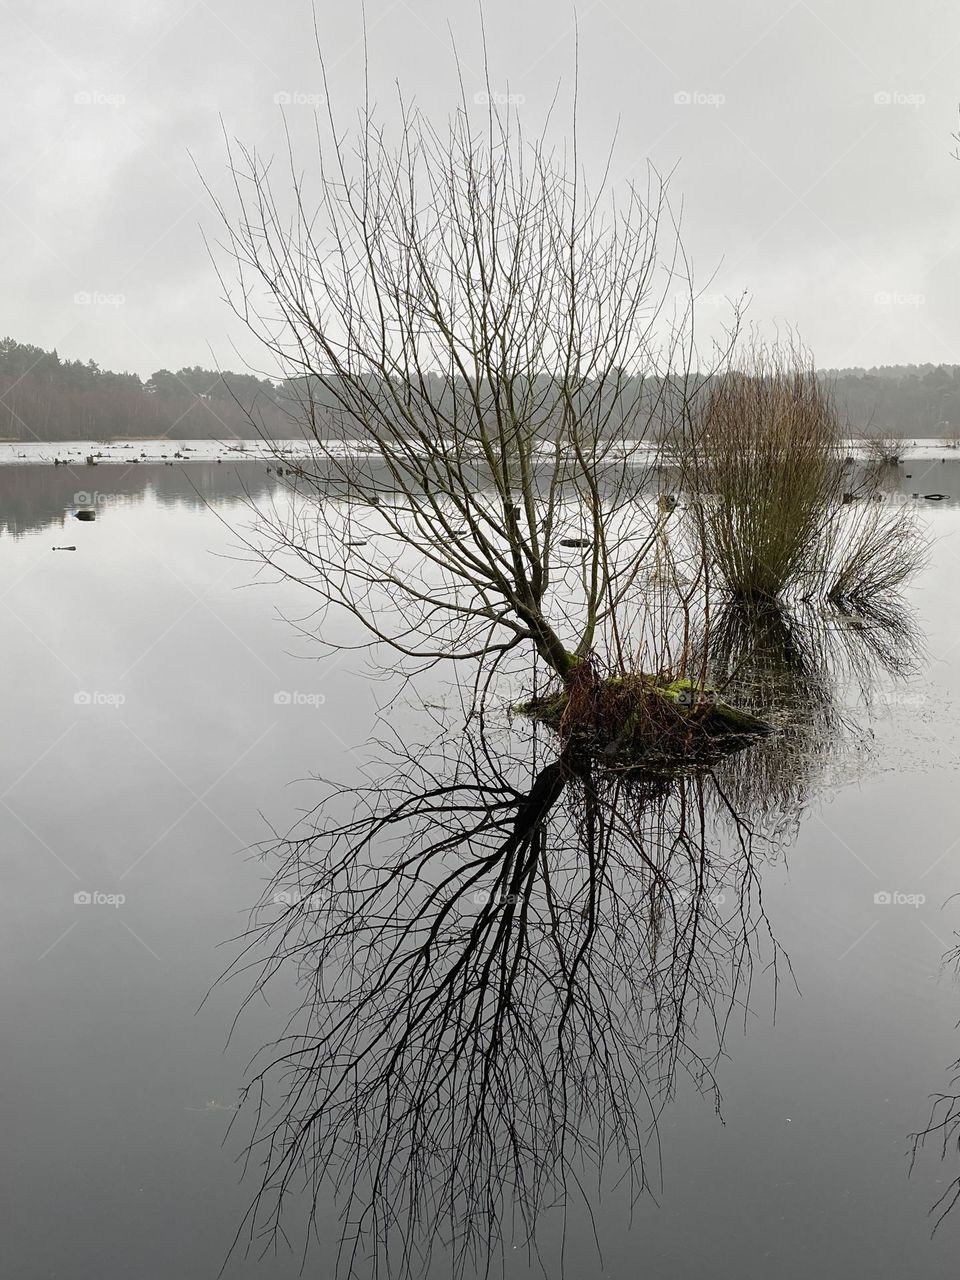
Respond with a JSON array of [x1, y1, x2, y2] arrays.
[[4, 456, 960, 1278]]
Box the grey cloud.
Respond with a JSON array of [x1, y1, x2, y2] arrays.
[[2, 0, 957, 375]]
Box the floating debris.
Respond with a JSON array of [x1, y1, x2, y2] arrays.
[[73, 509, 96, 521]]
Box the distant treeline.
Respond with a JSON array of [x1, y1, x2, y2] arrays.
[[0, 338, 296, 441], [820, 364, 960, 437], [2, 336, 958, 441]]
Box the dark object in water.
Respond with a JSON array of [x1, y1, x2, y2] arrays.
[[657, 493, 678, 513], [52, 545, 77, 551], [74, 509, 96, 521], [346, 540, 368, 547], [905, 473, 912, 478], [85, 455, 97, 466], [923, 493, 948, 501], [842, 492, 854, 504], [560, 538, 592, 548]]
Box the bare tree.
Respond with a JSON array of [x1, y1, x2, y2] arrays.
[[209, 60, 735, 690]]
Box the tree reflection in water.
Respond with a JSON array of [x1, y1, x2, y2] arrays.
[[218, 596, 920, 1277]]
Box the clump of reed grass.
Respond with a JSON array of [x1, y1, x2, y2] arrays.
[[688, 342, 843, 602], [687, 341, 923, 607], [824, 500, 926, 607]]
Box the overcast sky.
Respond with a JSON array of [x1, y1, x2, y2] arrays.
[[2, 0, 958, 377]]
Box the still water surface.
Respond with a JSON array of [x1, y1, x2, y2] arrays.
[[3, 458, 960, 1278]]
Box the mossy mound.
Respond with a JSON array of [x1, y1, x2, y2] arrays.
[[516, 673, 774, 768]]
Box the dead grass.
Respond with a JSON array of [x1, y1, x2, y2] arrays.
[[686, 341, 923, 608], [689, 342, 843, 602], [825, 500, 926, 607]]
